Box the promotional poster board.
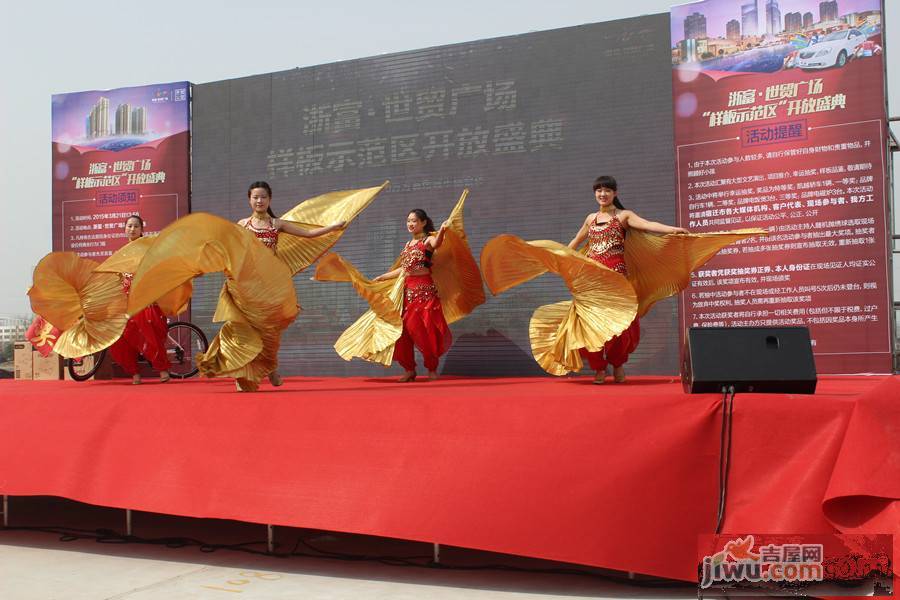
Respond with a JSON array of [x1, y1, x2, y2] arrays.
[[51, 82, 191, 257], [671, 0, 890, 372]]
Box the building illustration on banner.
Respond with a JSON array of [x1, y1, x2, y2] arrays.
[[85, 97, 149, 140], [672, 0, 882, 72], [52, 83, 189, 152]]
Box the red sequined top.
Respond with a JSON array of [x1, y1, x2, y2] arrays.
[[244, 218, 279, 251], [399, 239, 433, 273], [586, 214, 627, 275]]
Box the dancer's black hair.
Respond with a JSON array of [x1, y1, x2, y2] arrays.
[[408, 209, 436, 235], [408, 209, 435, 266]]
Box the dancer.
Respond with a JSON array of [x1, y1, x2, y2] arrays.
[[315, 190, 484, 381], [108, 215, 171, 384], [125, 182, 389, 392], [566, 176, 686, 383], [27, 215, 190, 370], [370, 209, 451, 381], [480, 176, 765, 383], [236, 181, 346, 387]]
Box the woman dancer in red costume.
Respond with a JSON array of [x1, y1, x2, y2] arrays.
[[237, 181, 345, 387], [109, 215, 171, 385], [568, 176, 688, 384], [373, 209, 451, 382]]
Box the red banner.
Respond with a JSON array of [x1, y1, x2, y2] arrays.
[[51, 82, 190, 258], [671, 1, 890, 373]]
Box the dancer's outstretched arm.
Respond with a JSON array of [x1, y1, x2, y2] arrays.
[[426, 221, 451, 250], [619, 211, 688, 234], [278, 219, 346, 238], [372, 267, 403, 282]]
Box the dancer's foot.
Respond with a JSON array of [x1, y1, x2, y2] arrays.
[[592, 371, 606, 385], [398, 370, 416, 382], [132, 374, 142, 385], [159, 371, 170, 383], [427, 370, 439, 381], [268, 371, 283, 387], [613, 366, 626, 383], [235, 378, 258, 392]]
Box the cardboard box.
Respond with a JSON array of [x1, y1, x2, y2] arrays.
[[13, 341, 33, 380], [32, 351, 63, 380]]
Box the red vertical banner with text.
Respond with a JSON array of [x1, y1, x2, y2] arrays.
[[51, 82, 190, 261], [671, 0, 890, 373]]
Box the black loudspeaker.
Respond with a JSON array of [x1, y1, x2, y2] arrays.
[[682, 327, 817, 394]]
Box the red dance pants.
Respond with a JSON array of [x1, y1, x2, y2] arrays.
[[109, 304, 171, 375], [392, 274, 451, 372], [579, 318, 640, 372]]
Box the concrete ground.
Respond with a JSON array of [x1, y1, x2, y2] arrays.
[[0, 497, 696, 600]]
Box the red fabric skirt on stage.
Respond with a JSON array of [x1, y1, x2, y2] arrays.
[[392, 273, 451, 372], [109, 304, 171, 375], [579, 251, 640, 371]]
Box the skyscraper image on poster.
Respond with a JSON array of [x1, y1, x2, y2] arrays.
[[671, 0, 890, 373], [51, 82, 191, 258]]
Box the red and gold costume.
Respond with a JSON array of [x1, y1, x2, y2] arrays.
[[578, 215, 639, 371], [314, 190, 484, 371], [392, 239, 451, 371], [107, 271, 171, 375], [243, 218, 279, 251], [480, 222, 767, 376]]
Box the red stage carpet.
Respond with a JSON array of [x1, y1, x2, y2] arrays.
[[0, 375, 897, 581]]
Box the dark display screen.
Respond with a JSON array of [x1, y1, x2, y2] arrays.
[[191, 14, 677, 376]]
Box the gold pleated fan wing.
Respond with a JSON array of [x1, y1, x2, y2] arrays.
[[624, 228, 767, 317], [27, 252, 128, 357], [430, 189, 486, 324], [127, 213, 297, 324], [276, 182, 389, 275], [94, 236, 192, 316], [314, 252, 404, 365], [481, 235, 638, 375]]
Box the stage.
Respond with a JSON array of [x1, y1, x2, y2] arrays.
[[0, 374, 898, 582]]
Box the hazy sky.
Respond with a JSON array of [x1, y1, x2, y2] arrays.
[[1, 0, 897, 315]]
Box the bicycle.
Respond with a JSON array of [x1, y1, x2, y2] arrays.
[[66, 321, 209, 382]]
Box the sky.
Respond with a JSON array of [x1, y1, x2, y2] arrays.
[[1, 0, 898, 316]]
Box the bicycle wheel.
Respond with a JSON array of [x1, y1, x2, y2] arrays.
[[165, 321, 209, 379], [66, 349, 107, 382]]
